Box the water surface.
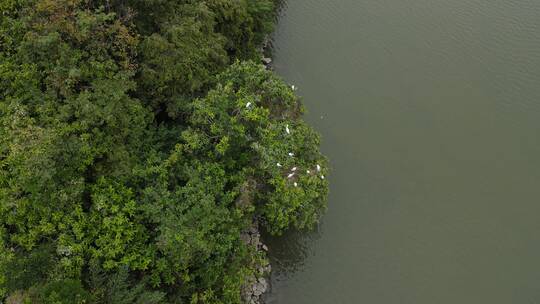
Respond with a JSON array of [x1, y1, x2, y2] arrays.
[[265, 0, 540, 303]]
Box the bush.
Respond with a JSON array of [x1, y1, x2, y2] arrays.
[[0, 0, 328, 302]]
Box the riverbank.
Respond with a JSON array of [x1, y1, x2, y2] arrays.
[[0, 1, 330, 302], [241, 220, 271, 304], [240, 41, 275, 304]]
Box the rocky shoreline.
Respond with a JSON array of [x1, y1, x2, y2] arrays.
[[241, 30, 301, 302], [241, 220, 271, 304], [239, 38, 276, 304]]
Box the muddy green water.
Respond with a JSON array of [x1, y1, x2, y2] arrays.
[[264, 1, 540, 303]]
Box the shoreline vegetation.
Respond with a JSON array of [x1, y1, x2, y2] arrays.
[[0, 1, 328, 303]]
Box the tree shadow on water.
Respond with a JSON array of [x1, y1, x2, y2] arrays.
[[261, 221, 324, 279]]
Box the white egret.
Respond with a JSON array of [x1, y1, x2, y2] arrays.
[[285, 124, 290, 134], [294, 182, 298, 187], [276, 163, 282, 167], [306, 170, 310, 174], [291, 167, 297, 171], [288, 152, 294, 157], [316, 164, 321, 172], [320, 175, 325, 180], [287, 173, 295, 178], [246, 102, 252, 108]]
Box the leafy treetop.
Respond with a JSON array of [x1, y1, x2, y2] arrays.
[[0, 0, 328, 303]]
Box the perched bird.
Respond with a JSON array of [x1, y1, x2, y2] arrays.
[[287, 173, 295, 178], [276, 162, 282, 167], [288, 152, 294, 157], [286, 124, 290, 134], [316, 164, 321, 172], [291, 167, 297, 171], [246, 102, 252, 108], [291, 85, 297, 91]]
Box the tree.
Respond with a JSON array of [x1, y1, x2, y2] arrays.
[[0, 0, 328, 302]]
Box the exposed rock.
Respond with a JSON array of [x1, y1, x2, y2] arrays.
[[242, 34, 274, 304], [241, 219, 271, 304]]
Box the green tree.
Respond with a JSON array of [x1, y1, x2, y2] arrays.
[[0, 0, 328, 303]]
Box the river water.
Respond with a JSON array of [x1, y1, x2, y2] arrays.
[[264, 0, 540, 303]]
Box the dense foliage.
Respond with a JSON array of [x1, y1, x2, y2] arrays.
[[0, 0, 328, 303]]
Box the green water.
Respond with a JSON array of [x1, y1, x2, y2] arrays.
[[265, 0, 540, 303]]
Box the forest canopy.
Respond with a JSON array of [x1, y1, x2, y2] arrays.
[[0, 0, 328, 303]]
